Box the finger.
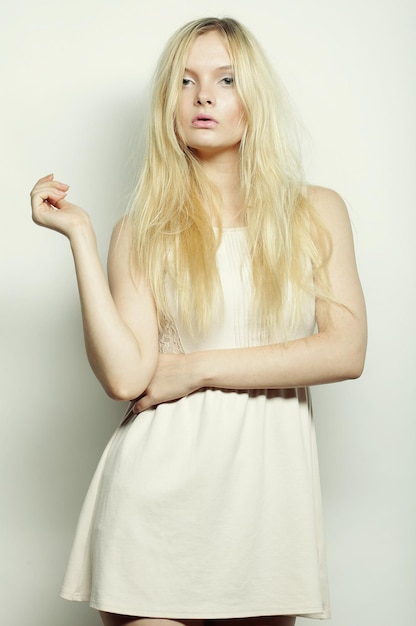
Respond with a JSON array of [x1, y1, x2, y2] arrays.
[[53, 197, 71, 210], [30, 174, 55, 195], [133, 395, 153, 413], [32, 191, 68, 212], [31, 184, 69, 212], [32, 182, 70, 197], [31, 175, 70, 196], [38, 173, 54, 183]]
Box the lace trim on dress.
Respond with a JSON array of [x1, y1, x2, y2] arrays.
[[159, 315, 185, 354], [120, 316, 185, 426]]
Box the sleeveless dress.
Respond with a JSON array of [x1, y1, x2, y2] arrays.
[[60, 227, 330, 620]]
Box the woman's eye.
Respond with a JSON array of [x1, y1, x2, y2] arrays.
[[182, 77, 194, 86], [221, 76, 234, 86]]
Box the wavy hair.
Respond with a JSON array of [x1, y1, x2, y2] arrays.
[[128, 17, 331, 340]]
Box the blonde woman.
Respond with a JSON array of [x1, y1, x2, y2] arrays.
[[31, 17, 367, 626]]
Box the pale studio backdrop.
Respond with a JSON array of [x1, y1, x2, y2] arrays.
[[1, 1, 415, 625]]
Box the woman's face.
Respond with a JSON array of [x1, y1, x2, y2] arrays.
[[178, 31, 246, 159]]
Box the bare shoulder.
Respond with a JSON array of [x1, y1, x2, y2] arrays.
[[109, 215, 133, 251], [306, 185, 351, 231], [306, 185, 355, 250], [107, 216, 135, 268], [307, 185, 348, 221], [107, 217, 136, 289]]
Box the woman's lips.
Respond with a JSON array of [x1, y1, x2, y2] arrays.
[[192, 115, 218, 128]]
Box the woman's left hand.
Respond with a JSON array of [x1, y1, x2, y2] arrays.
[[133, 353, 200, 413]]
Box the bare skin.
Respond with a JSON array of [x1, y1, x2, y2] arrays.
[[99, 616, 296, 626], [99, 617, 202, 626]]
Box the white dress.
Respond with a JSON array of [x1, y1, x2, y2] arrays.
[[60, 227, 330, 619]]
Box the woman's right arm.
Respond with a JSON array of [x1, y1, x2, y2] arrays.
[[31, 174, 159, 400]]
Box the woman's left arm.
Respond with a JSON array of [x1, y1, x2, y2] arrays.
[[135, 187, 367, 411]]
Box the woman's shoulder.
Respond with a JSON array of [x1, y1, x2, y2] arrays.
[[107, 216, 136, 274], [305, 184, 351, 230], [306, 184, 346, 209], [109, 215, 134, 248]]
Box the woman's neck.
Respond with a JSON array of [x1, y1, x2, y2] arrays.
[[199, 151, 244, 228]]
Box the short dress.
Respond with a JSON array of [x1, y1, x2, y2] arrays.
[[60, 227, 330, 620]]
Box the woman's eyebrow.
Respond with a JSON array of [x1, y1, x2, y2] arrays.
[[184, 64, 234, 73]]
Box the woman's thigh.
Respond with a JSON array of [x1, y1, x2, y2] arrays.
[[99, 615, 204, 626], [206, 618, 296, 626], [99, 615, 295, 626]]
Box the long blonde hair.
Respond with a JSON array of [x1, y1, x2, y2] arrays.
[[128, 17, 331, 340]]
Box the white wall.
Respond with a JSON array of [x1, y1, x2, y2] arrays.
[[1, 1, 414, 624]]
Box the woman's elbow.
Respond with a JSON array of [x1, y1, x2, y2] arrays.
[[100, 373, 149, 402], [347, 356, 365, 380], [104, 384, 138, 402], [341, 336, 367, 380], [324, 325, 367, 382]]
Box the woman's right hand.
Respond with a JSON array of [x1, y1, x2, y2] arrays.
[[30, 173, 92, 239]]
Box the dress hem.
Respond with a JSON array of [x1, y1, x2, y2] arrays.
[[59, 591, 330, 620]]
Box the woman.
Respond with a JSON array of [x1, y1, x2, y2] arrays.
[[31, 17, 367, 626]]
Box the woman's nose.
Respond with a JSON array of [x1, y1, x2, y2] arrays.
[[195, 89, 214, 106]]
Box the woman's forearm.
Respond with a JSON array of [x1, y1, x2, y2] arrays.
[[192, 323, 367, 391], [132, 315, 367, 414]]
